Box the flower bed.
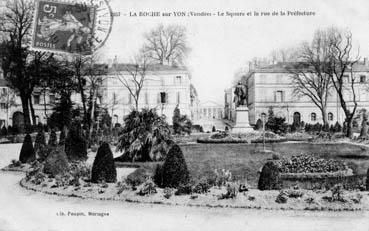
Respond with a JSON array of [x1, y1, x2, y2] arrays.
[[279, 155, 349, 173], [197, 131, 287, 144], [19, 177, 369, 211]]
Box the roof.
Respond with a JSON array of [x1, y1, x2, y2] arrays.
[[251, 62, 369, 74], [108, 64, 188, 73]]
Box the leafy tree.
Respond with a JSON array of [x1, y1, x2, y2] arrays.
[[65, 120, 87, 160], [160, 144, 190, 188], [43, 146, 69, 177], [172, 105, 181, 134], [34, 130, 46, 158], [116, 108, 172, 162], [333, 122, 342, 133], [19, 133, 35, 163], [91, 142, 117, 183], [172, 105, 192, 135], [265, 107, 287, 134]]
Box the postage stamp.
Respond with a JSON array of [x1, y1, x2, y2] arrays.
[[31, 0, 96, 55]]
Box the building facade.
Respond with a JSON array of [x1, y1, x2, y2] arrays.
[[0, 64, 196, 129], [101, 64, 195, 125], [226, 61, 369, 126]]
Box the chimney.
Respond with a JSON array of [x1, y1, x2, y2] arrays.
[[364, 58, 368, 66]]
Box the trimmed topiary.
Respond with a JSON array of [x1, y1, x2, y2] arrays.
[[65, 120, 87, 160], [48, 130, 58, 146], [153, 164, 164, 187], [19, 134, 35, 163], [34, 130, 46, 159], [258, 161, 281, 190], [91, 142, 117, 183], [0, 126, 7, 137], [43, 146, 69, 177], [161, 144, 190, 188]]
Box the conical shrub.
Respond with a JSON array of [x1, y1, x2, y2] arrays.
[[91, 142, 117, 183], [65, 121, 87, 160], [19, 134, 35, 163], [161, 144, 190, 188], [258, 161, 281, 190], [43, 146, 69, 177], [48, 130, 57, 146], [34, 130, 46, 158]]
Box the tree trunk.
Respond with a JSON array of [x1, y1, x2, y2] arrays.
[[321, 107, 328, 126], [43, 90, 48, 119], [77, 75, 88, 125], [88, 89, 97, 142], [360, 114, 368, 138], [29, 97, 36, 125], [346, 118, 353, 138], [20, 94, 31, 133]]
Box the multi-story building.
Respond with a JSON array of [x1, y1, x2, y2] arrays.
[[227, 61, 369, 126], [101, 64, 195, 125], [0, 64, 197, 130]]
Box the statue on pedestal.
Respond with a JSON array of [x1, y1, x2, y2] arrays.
[[234, 82, 248, 107], [231, 82, 253, 133]]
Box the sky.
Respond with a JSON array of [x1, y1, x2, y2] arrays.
[[100, 0, 369, 103]]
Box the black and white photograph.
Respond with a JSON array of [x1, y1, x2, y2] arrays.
[[1, 0, 369, 230]]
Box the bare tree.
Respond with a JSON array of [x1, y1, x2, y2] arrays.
[[0, 0, 35, 131], [289, 30, 333, 126], [83, 54, 108, 139], [326, 27, 360, 137], [114, 53, 149, 110], [142, 24, 188, 66]]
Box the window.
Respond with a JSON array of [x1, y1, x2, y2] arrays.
[[275, 91, 284, 102], [176, 92, 180, 104], [33, 95, 40, 104], [360, 75, 366, 83], [0, 103, 6, 110], [49, 95, 55, 104], [159, 92, 167, 104], [145, 92, 149, 104], [328, 112, 334, 121], [343, 75, 349, 83], [311, 113, 317, 121], [176, 76, 182, 84]]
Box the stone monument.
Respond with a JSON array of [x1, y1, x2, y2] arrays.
[[232, 82, 254, 133]]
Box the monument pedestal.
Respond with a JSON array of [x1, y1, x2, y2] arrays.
[[231, 106, 254, 133]]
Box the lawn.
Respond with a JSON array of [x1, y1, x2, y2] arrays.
[[180, 142, 369, 188]]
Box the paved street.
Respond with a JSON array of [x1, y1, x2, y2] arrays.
[[0, 144, 369, 231]]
